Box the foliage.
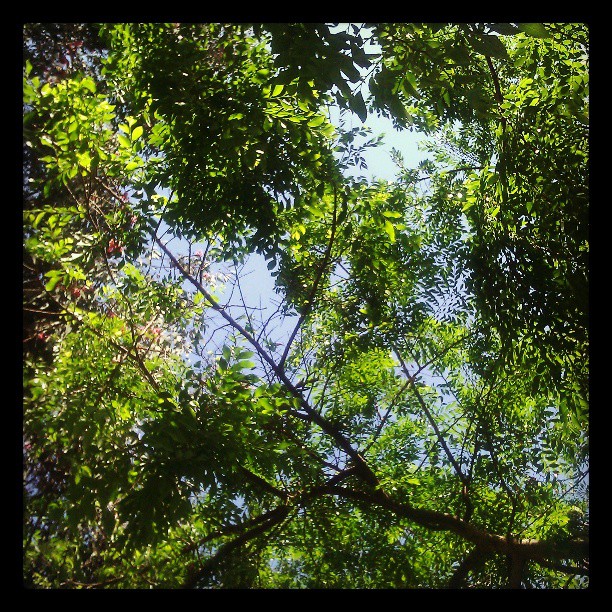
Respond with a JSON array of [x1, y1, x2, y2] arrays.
[[23, 23, 588, 589]]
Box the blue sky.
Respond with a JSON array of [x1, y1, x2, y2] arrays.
[[173, 109, 429, 363], [148, 71, 429, 363], [230, 111, 426, 304]]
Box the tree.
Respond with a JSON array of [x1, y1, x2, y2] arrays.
[[23, 22, 588, 589]]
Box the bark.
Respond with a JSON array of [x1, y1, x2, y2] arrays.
[[315, 484, 588, 565], [448, 546, 490, 589]]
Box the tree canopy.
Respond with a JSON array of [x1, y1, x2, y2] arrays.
[[23, 22, 588, 589]]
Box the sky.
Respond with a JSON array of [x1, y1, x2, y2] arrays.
[[334, 109, 425, 181], [195, 111, 426, 361], [225, 111, 426, 298], [154, 21, 429, 330], [147, 25, 430, 362]]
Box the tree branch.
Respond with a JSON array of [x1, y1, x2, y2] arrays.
[[485, 55, 504, 106], [313, 484, 588, 563], [447, 546, 490, 589], [508, 553, 525, 589], [154, 234, 382, 490], [182, 505, 290, 588], [279, 183, 339, 370], [393, 348, 468, 486]]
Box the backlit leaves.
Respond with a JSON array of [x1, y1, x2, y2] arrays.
[[23, 22, 588, 590]]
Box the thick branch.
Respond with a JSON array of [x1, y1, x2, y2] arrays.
[[182, 505, 290, 588], [315, 485, 588, 563], [508, 553, 525, 589], [485, 55, 504, 106], [448, 546, 490, 589]]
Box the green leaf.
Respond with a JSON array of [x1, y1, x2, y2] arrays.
[[401, 72, 420, 98], [518, 23, 552, 39], [77, 151, 92, 170], [469, 34, 508, 59], [131, 125, 144, 141], [383, 220, 396, 243], [236, 349, 255, 360], [307, 115, 326, 128], [118, 133, 131, 149], [318, 123, 335, 138], [222, 345, 232, 362], [81, 77, 96, 93], [31, 211, 46, 228], [44, 271, 63, 292]]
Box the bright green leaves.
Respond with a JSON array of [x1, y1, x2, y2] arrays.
[[324, 347, 399, 426], [76, 150, 92, 170], [23, 22, 589, 589], [26, 75, 119, 184], [307, 115, 326, 128], [117, 133, 131, 149], [117, 117, 146, 172], [80, 76, 97, 93], [132, 125, 144, 141], [218, 345, 256, 373], [373, 202, 406, 245], [383, 219, 396, 243], [42, 270, 62, 292]]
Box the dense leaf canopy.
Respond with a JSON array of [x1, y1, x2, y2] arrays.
[[23, 22, 588, 589]]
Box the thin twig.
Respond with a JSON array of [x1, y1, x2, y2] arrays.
[[393, 348, 468, 486], [279, 183, 339, 370]]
